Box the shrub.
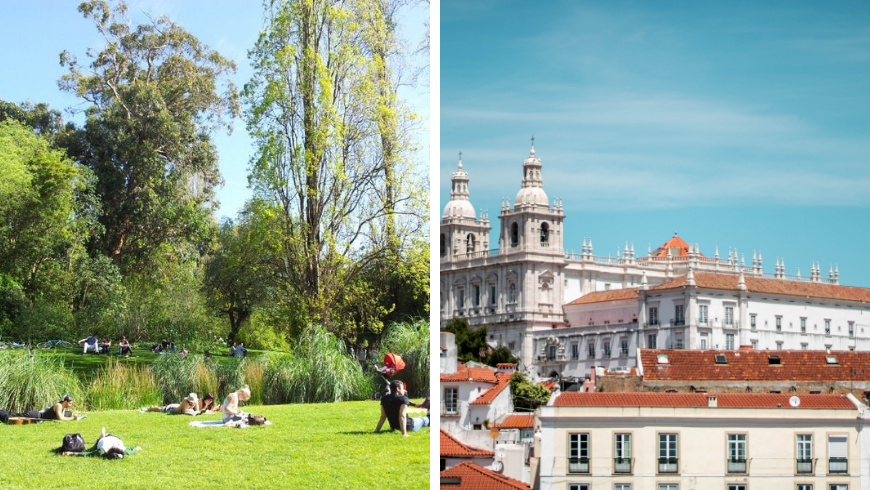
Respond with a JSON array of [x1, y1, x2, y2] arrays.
[[379, 319, 429, 397], [87, 359, 161, 410], [0, 351, 82, 412]]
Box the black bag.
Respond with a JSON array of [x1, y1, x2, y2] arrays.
[[60, 433, 85, 453], [246, 414, 267, 425]]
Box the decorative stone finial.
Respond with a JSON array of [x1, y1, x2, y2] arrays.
[[686, 266, 695, 286], [738, 269, 746, 290]]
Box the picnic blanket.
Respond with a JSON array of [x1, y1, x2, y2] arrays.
[[189, 419, 273, 428]]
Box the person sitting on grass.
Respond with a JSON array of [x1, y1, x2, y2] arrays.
[[118, 336, 132, 356], [100, 336, 111, 354], [79, 333, 99, 354], [198, 393, 220, 413], [143, 393, 200, 415], [221, 386, 251, 423], [0, 395, 83, 423], [374, 380, 429, 437], [58, 427, 141, 459]]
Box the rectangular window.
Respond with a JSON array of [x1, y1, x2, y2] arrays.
[[647, 334, 657, 349], [675, 335, 683, 349], [801, 318, 807, 334], [604, 341, 611, 358], [700, 334, 706, 349], [604, 283, 611, 291], [699, 305, 708, 324], [569, 485, 589, 490], [444, 388, 458, 414], [829, 485, 847, 490], [658, 485, 678, 490], [776, 316, 782, 332], [849, 321, 855, 337], [777, 342, 783, 350], [725, 307, 733, 326], [750, 314, 756, 330], [614, 433, 631, 473], [751, 340, 758, 350], [796, 485, 813, 490], [828, 435, 847, 474], [621, 339, 629, 357], [658, 433, 678, 473], [649, 307, 658, 325], [727, 434, 747, 473], [474, 285, 480, 307], [508, 341, 515, 351], [458, 289, 464, 309], [568, 433, 589, 473], [587, 342, 595, 359], [727, 486, 747, 490], [797, 434, 812, 473], [726, 334, 734, 350], [490, 286, 496, 305], [825, 319, 831, 335], [675, 305, 684, 325], [802, 343, 808, 350], [614, 484, 631, 490], [572, 343, 579, 360]]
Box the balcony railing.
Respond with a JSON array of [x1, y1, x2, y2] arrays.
[[614, 457, 632, 473], [727, 458, 747, 473], [658, 458, 678, 473], [796, 459, 813, 474], [672, 319, 685, 326], [568, 457, 589, 473], [829, 457, 847, 474]]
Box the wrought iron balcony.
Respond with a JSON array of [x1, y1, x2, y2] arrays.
[[727, 458, 747, 473], [568, 457, 589, 473], [658, 458, 678, 473], [614, 457, 632, 473], [796, 459, 813, 474], [829, 457, 847, 474]]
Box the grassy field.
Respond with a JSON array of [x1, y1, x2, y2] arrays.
[[0, 400, 429, 490]]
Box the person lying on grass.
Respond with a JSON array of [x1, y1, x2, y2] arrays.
[[0, 395, 82, 423], [58, 427, 141, 459], [199, 393, 220, 413], [143, 393, 200, 415], [222, 386, 251, 423], [374, 380, 429, 437]]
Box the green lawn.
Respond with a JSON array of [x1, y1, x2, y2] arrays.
[[0, 401, 429, 490]]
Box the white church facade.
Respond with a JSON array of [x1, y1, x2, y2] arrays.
[[440, 143, 870, 380]]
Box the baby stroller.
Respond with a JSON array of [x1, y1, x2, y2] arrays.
[[372, 352, 406, 400]]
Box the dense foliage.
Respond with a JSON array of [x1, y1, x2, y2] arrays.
[[510, 371, 552, 412]]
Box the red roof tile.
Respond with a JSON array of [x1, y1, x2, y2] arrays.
[[650, 236, 695, 258], [441, 364, 499, 384], [491, 414, 534, 429], [537, 381, 557, 390], [641, 349, 870, 382], [554, 392, 856, 409], [565, 287, 639, 305], [440, 461, 530, 490], [648, 272, 870, 303], [496, 363, 517, 368], [470, 379, 511, 405], [440, 430, 494, 458]]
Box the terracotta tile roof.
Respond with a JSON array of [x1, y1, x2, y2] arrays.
[[537, 381, 557, 390], [640, 349, 870, 382], [440, 461, 530, 490], [565, 287, 639, 305], [441, 364, 499, 384], [440, 430, 494, 458], [496, 363, 517, 368], [650, 235, 695, 258], [470, 378, 511, 405], [648, 272, 870, 303], [554, 392, 856, 409], [491, 414, 534, 429]]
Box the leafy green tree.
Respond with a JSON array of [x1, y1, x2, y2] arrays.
[[60, 0, 240, 272], [442, 318, 489, 362], [509, 371, 551, 412], [486, 346, 518, 367]]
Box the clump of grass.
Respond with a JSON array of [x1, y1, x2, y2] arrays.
[[193, 360, 219, 398], [0, 351, 82, 412], [87, 359, 162, 410], [243, 360, 264, 405], [263, 324, 373, 404], [150, 354, 202, 404], [213, 355, 246, 400], [379, 319, 430, 397]]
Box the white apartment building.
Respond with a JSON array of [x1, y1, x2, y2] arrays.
[[440, 142, 863, 379], [533, 392, 870, 490]]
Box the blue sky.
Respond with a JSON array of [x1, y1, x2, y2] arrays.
[[440, 0, 870, 287], [0, 0, 429, 222]]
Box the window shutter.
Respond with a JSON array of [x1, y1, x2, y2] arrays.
[[829, 435, 847, 458]]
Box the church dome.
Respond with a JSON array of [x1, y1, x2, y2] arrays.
[[514, 186, 549, 207], [442, 199, 476, 219], [514, 141, 549, 207], [442, 155, 477, 219]]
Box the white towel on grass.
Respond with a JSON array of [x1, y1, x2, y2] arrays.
[[188, 419, 272, 428]]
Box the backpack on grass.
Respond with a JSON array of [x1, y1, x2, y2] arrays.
[[59, 433, 85, 453]]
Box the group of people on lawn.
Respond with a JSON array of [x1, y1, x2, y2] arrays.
[[78, 334, 131, 356]]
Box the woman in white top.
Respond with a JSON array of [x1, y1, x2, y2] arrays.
[[221, 386, 251, 423]]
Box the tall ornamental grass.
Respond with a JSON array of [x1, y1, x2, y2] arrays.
[[0, 351, 82, 412], [379, 319, 430, 397], [263, 324, 372, 404], [87, 359, 162, 410], [150, 354, 251, 404]]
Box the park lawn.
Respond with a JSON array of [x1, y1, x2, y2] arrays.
[[0, 401, 429, 490]]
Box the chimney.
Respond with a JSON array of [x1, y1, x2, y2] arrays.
[[707, 395, 718, 407]]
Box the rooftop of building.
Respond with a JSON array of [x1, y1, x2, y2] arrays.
[[440, 430, 495, 458], [649, 235, 695, 258], [553, 392, 857, 409], [440, 461, 531, 490], [641, 348, 870, 382], [649, 271, 870, 302], [491, 414, 535, 429], [565, 287, 640, 305]]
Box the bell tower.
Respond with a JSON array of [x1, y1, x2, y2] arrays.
[[440, 153, 490, 262]]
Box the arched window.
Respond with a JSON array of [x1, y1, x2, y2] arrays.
[[466, 234, 475, 253], [540, 222, 550, 246], [510, 223, 519, 247], [440, 234, 446, 256]]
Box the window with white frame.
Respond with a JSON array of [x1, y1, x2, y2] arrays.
[[750, 314, 756, 330], [751, 340, 758, 350], [568, 485, 589, 490], [802, 343, 808, 350], [776, 342, 783, 350], [568, 433, 589, 473], [658, 433, 678, 473], [587, 342, 595, 359], [444, 388, 458, 414], [797, 434, 812, 473], [825, 319, 831, 335], [796, 485, 812, 490], [621, 339, 629, 357], [727, 434, 746, 473], [699, 305, 708, 324], [508, 341, 515, 351], [658, 485, 678, 490], [675, 304, 684, 325], [849, 321, 855, 337], [726, 334, 734, 350], [674, 334, 683, 349], [727, 486, 746, 490], [614, 484, 631, 490], [725, 306, 733, 326], [647, 334, 656, 349], [649, 307, 658, 325], [604, 341, 611, 358], [801, 317, 806, 333], [604, 283, 611, 291], [700, 333, 707, 349], [614, 433, 631, 473], [828, 435, 847, 473], [828, 485, 847, 490], [776, 316, 782, 332]]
